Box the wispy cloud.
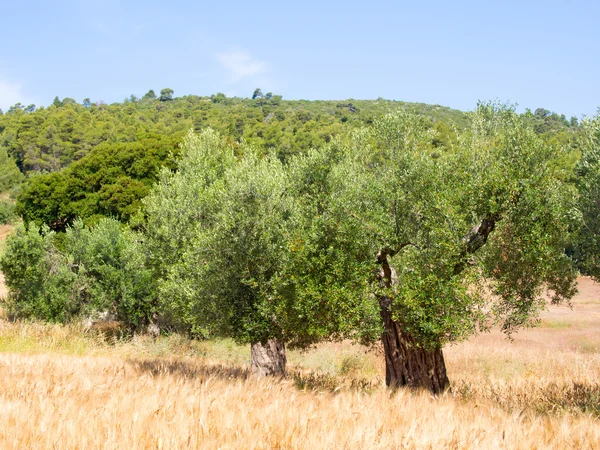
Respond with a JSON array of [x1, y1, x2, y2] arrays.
[[0, 80, 25, 110], [216, 50, 267, 83]]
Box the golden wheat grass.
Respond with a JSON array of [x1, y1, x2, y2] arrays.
[[0, 352, 599, 450], [0, 277, 600, 448]]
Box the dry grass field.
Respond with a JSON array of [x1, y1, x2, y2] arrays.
[[0, 278, 599, 448]]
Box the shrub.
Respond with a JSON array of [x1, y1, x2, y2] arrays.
[[63, 218, 156, 330], [0, 199, 17, 224], [0, 219, 155, 330], [0, 225, 82, 321]]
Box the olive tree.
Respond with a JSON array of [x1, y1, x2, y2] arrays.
[[295, 104, 578, 392], [144, 129, 381, 375], [574, 112, 600, 278], [205, 149, 293, 374], [142, 129, 235, 334], [143, 129, 296, 374], [145, 106, 577, 388]]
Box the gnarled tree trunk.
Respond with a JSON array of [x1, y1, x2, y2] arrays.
[[251, 338, 286, 376], [377, 249, 449, 394], [373, 214, 500, 393], [380, 298, 449, 394]]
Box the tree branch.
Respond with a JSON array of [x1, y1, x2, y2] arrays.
[[376, 250, 393, 289], [380, 242, 421, 259], [453, 213, 500, 275]]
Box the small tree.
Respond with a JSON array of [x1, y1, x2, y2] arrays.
[[159, 88, 174, 102], [211, 92, 226, 104], [143, 129, 236, 334], [143, 129, 295, 374], [252, 88, 263, 100], [143, 130, 373, 374], [143, 90, 157, 100], [200, 149, 293, 374]]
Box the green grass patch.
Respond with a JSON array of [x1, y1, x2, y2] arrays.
[[539, 319, 572, 329], [0, 321, 95, 355], [573, 338, 600, 354]]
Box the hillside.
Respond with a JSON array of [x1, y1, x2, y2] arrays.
[[0, 94, 582, 231], [3, 94, 475, 230], [0, 94, 470, 175]]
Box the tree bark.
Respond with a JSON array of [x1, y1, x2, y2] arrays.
[[146, 312, 160, 339], [379, 298, 449, 394], [377, 249, 449, 394], [372, 213, 502, 393], [251, 338, 286, 376]]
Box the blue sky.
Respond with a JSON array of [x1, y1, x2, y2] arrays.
[[1, 0, 598, 118]]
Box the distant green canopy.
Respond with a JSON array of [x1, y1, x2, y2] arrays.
[[1, 92, 582, 229], [16, 135, 181, 231]]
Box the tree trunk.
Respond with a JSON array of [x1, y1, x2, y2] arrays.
[[376, 249, 449, 394], [146, 312, 160, 339], [251, 338, 286, 376], [380, 300, 449, 394]]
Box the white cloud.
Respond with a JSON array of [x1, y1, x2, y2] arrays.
[[0, 80, 25, 110], [216, 50, 267, 83]]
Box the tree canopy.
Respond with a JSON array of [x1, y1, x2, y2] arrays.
[[16, 134, 181, 230]]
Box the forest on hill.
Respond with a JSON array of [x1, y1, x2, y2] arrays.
[[1, 91, 471, 173]]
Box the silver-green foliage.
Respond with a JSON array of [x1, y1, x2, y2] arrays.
[[145, 104, 578, 350], [143, 129, 236, 336], [280, 139, 382, 346], [575, 112, 600, 278], [144, 129, 296, 341], [306, 103, 578, 348], [145, 128, 386, 346]]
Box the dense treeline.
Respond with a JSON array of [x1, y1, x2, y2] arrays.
[[4, 93, 479, 230], [0, 92, 470, 173], [3, 92, 582, 231], [3, 103, 596, 393], [0, 93, 579, 176]]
